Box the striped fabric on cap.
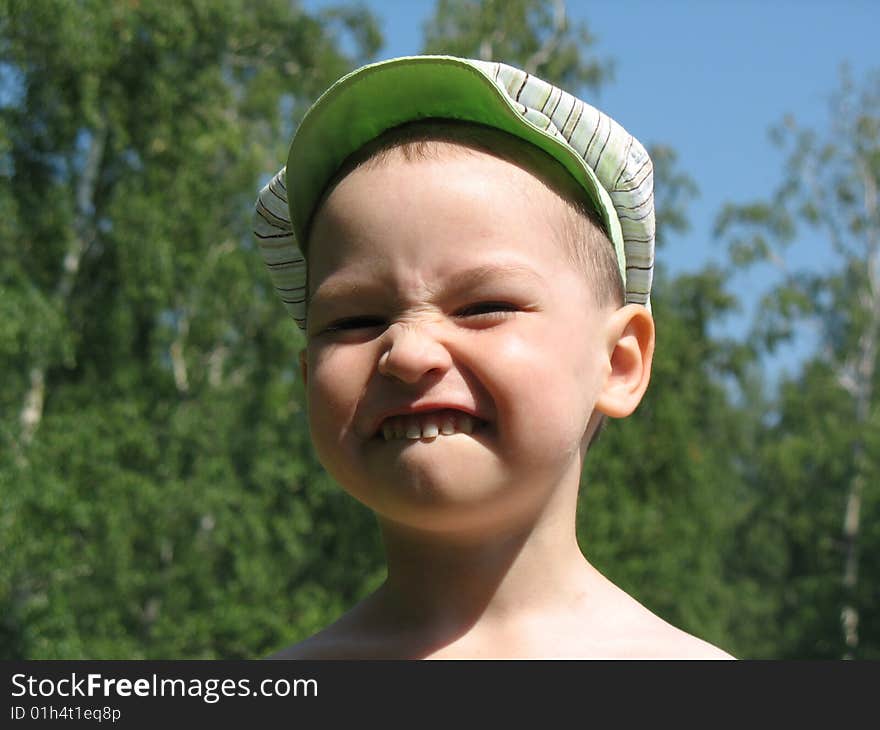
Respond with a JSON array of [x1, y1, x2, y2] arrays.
[[253, 56, 654, 329], [472, 60, 655, 307], [253, 168, 306, 329]]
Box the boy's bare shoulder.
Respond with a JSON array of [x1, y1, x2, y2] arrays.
[[622, 622, 735, 659], [589, 586, 735, 659]]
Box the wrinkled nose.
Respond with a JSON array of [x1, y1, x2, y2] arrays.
[[377, 322, 452, 384]]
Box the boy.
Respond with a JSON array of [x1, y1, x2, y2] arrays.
[[254, 56, 733, 659]]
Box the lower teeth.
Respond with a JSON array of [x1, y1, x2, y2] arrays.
[[381, 414, 479, 441], [383, 425, 478, 441]]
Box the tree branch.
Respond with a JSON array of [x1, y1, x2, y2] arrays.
[[524, 0, 566, 74]]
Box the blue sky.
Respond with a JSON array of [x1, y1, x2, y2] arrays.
[[303, 0, 878, 381]]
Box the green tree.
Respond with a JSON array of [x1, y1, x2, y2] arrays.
[[423, 0, 609, 91], [0, 0, 382, 659], [716, 69, 880, 658]]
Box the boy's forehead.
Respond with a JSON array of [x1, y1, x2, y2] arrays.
[[307, 131, 590, 278], [307, 149, 587, 305], [312, 122, 592, 231], [312, 145, 572, 252]]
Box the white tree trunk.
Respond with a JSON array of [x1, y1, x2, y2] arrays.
[[18, 119, 107, 448], [839, 158, 879, 659]]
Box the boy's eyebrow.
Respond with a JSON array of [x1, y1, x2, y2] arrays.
[[450, 262, 546, 290], [311, 262, 545, 304]]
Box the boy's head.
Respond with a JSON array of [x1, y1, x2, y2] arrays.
[[253, 56, 656, 528]]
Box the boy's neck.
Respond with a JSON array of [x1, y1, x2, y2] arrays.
[[364, 479, 611, 652]]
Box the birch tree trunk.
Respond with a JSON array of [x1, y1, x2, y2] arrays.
[[840, 158, 879, 659], [18, 117, 107, 449]]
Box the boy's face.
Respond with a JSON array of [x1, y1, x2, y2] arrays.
[[302, 146, 621, 534]]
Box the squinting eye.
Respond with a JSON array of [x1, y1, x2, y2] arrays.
[[455, 302, 519, 318], [323, 316, 386, 332]]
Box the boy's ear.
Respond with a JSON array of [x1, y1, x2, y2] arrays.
[[595, 304, 655, 419], [298, 348, 308, 386]]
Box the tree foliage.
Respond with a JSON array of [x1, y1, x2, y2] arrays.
[[422, 0, 609, 92], [717, 69, 880, 658]]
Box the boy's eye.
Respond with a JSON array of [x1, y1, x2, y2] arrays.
[[454, 302, 519, 319], [323, 316, 386, 332]]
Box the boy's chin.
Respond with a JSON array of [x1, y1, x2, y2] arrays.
[[353, 447, 516, 519], [364, 480, 533, 537], [319, 424, 580, 531]]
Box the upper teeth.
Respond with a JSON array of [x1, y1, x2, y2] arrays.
[[381, 410, 476, 441]]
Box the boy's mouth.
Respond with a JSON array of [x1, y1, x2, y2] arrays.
[[375, 408, 486, 441]]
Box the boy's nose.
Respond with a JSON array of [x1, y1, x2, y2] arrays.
[[377, 322, 453, 384]]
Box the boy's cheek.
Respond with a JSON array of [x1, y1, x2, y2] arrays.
[[306, 345, 358, 394], [306, 350, 372, 428], [484, 328, 589, 386], [306, 392, 359, 473]]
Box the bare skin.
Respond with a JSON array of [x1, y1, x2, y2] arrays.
[[272, 537, 733, 659], [274, 140, 734, 660]]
